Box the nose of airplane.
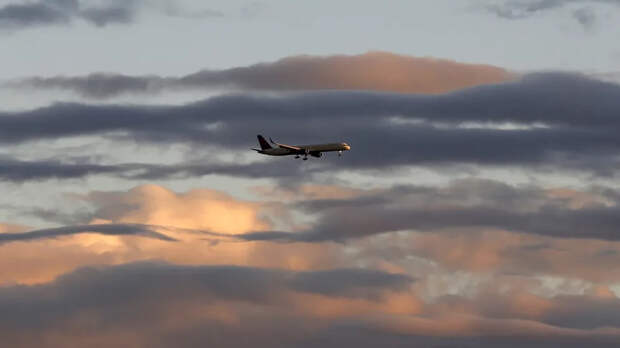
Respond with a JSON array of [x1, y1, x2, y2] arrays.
[[345, 144, 351, 150]]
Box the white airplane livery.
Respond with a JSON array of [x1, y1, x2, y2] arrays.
[[253, 135, 351, 160]]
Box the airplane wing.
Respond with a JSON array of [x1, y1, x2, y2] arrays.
[[277, 143, 303, 151], [270, 137, 303, 151]]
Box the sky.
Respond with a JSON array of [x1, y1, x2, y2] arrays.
[[2, 0, 620, 347]]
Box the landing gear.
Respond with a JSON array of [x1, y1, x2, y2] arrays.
[[295, 155, 300, 159], [303, 157, 308, 161], [338, 150, 342, 157], [303, 149, 309, 161]]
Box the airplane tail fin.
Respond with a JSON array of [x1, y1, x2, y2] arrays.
[[257, 135, 272, 150]]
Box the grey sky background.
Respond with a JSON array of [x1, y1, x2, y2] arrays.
[[1, 0, 620, 81]]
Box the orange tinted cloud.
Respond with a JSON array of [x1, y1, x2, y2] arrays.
[[0, 185, 349, 284], [290, 292, 422, 319], [406, 228, 620, 282], [5, 261, 618, 347], [87, 184, 270, 234], [14, 52, 516, 99], [183, 51, 516, 94], [248, 51, 516, 93]]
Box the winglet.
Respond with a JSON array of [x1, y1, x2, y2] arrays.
[[269, 137, 276, 144]]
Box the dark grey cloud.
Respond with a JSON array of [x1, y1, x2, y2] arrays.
[[544, 294, 620, 329], [485, 0, 566, 19], [0, 0, 76, 28], [484, 0, 620, 18], [0, 0, 140, 29], [0, 261, 412, 327], [8, 73, 169, 98], [0, 223, 176, 244], [0, 156, 124, 181], [483, 0, 620, 28], [0, 0, 222, 30], [430, 289, 620, 333], [1, 72, 620, 176], [573, 7, 598, 28], [228, 179, 620, 242]]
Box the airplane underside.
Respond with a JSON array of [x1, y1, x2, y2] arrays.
[[294, 150, 324, 160]]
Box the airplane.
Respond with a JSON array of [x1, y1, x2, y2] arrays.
[[252, 135, 351, 160]]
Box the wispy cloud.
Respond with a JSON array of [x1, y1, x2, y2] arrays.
[[0, 0, 221, 30], [0, 0, 136, 29], [482, 0, 620, 28], [0, 156, 316, 182], [0, 223, 176, 244]]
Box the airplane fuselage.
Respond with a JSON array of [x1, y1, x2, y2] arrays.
[[257, 143, 350, 156], [253, 135, 351, 159]]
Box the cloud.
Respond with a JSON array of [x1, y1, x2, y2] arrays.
[[1, 73, 620, 176], [17, 180, 607, 249], [0, 262, 413, 333], [0, 155, 315, 182], [0, 261, 619, 347], [0, 0, 139, 29], [382, 228, 620, 282], [0, 184, 351, 284], [7, 73, 169, 99], [77, 0, 139, 27], [85, 184, 270, 234], [227, 179, 620, 242], [419, 283, 620, 334], [573, 6, 598, 28], [0, 0, 222, 30], [484, 0, 569, 19], [8, 52, 515, 98], [0, 156, 124, 181], [4, 181, 620, 286], [0, 0, 77, 28], [0, 223, 176, 244], [482, 0, 620, 28], [3, 181, 620, 346]]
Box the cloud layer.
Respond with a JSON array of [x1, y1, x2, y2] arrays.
[[1, 72, 620, 178], [2, 181, 620, 346], [0, 261, 619, 347], [7, 52, 514, 98]]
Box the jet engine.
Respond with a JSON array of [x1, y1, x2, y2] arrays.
[[310, 151, 322, 158]]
